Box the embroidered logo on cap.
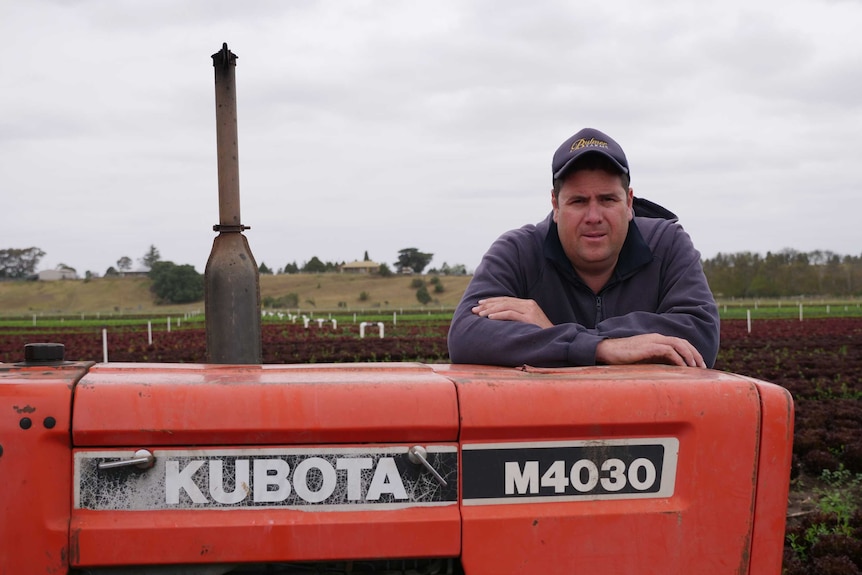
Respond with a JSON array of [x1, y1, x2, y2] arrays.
[[571, 138, 609, 152]]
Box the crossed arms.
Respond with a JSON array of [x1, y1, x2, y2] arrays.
[[471, 296, 706, 368], [446, 218, 720, 368]]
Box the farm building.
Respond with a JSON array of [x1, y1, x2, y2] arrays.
[[37, 269, 78, 281], [340, 260, 380, 274]]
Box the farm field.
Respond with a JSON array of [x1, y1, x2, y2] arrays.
[[1, 310, 861, 572], [0, 274, 474, 316]]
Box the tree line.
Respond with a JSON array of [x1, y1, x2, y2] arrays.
[[0, 246, 202, 304], [703, 249, 862, 298], [259, 248, 467, 276], [13, 245, 858, 301], [0, 246, 463, 305], [0, 246, 468, 281]]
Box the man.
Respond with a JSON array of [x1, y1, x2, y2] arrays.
[[447, 128, 719, 368]]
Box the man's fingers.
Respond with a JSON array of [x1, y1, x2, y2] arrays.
[[669, 338, 705, 368], [597, 334, 706, 369], [471, 297, 553, 329], [654, 339, 704, 368], [472, 299, 509, 317]]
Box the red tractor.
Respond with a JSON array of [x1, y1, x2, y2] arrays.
[[0, 45, 793, 575], [0, 349, 794, 574]]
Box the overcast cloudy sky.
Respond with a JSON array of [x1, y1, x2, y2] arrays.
[[3, 0, 861, 276]]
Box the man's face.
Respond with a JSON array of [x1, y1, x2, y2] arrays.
[[552, 169, 633, 282]]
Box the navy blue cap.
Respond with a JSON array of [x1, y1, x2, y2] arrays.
[[552, 128, 629, 182]]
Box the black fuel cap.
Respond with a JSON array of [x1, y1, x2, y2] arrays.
[[24, 343, 65, 363]]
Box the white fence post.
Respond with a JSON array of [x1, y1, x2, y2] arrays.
[[360, 322, 386, 339]]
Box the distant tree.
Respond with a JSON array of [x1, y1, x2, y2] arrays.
[[0, 247, 45, 279], [438, 262, 466, 275], [104, 266, 119, 277], [395, 248, 433, 274], [363, 251, 371, 261], [448, 264, 467, 275], [148, 261, 204, 304], [56, 263, 77, 273], [415, 285, 432, 305], [282, 262, 300, 274], [378, 263, 393, 277], [303, 256, 327, 273], [140, 245, 161, 271], [259, 262, 273, 275], [117, 256, 133, 273], [429, 263, 466, 276]]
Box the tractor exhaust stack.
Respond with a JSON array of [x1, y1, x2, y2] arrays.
[[204, 43, 262, 364]]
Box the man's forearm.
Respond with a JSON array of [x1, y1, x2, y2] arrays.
[[448, 309, 602, 367]]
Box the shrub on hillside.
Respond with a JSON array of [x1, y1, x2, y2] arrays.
[[148, 261, 204, 304], [263, 293, 300, 308], [416, 286, 431, 305]]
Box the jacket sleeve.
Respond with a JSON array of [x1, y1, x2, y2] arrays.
[[593, 221, 721, 367], [447, 228, 605, 367]]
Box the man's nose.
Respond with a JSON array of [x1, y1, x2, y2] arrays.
[[584, 200, 602, 221]]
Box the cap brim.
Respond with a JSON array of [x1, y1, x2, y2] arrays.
[[553, 150, 629, 181]]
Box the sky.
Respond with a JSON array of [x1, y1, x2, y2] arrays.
[[3, 0, 861, 277]]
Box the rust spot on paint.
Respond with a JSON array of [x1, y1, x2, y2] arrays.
[[69, 528, 80, 565], [13, 404, 36, 414], [659, 510, 684, 526], [736, 535, 751, 575]]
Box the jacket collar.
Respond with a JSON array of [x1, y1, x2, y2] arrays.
[[543, 212, 653, 285]]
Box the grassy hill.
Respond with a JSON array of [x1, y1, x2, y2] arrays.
[[0, 273, 473, 317]]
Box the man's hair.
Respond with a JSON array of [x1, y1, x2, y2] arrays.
[[552, 154, 631, 197]]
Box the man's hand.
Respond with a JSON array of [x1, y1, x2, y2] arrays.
[[596, 333, 706, 368], [471, 297, 553, 329]]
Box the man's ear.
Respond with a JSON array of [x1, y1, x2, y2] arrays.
[[627, 188, 634, 221], [551, 189, 559, 221]]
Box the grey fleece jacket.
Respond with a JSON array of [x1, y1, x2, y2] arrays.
[[447, 212, 720, 368]]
